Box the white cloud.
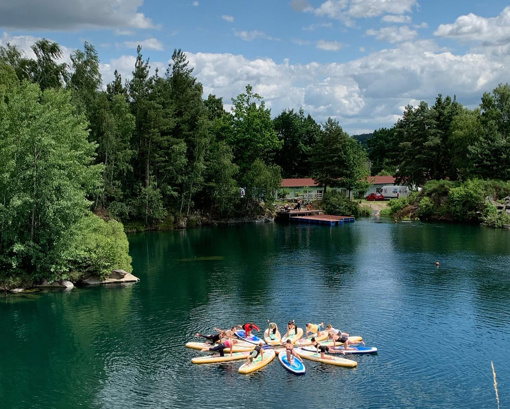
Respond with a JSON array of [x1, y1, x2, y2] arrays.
[[123, 38, 164, 51], [382, 15, 411, 24], [222, 15, 234, 23], [313, 0, 417, 25], [366, 26, 417, 43], [0, 0, 156, 31], [303, 22, 333, 31], [193, 1, 199, 6], [316, 40, 345, 51], [434, 6, 510, 46], [348, 0, 417, 18], [233, 30, 276, 42]]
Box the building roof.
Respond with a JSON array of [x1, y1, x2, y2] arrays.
[[281, 176, 396, 188], [365, 175, 395, 185], [281, 178, 318, 188]]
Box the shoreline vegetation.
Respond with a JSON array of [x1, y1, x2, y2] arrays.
[[1, 40, 510, 291]]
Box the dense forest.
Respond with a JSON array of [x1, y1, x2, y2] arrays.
[[1, 39, 510, 286]]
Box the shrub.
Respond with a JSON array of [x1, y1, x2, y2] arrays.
[[322, 190, 367, 217]]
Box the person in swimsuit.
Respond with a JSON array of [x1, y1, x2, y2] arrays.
[[326, 324, 363, 349], [245, 342, 264, 365], [305, 322, 324, 338], [284, 339, 301, 365], [267, 322, 278, 340], [201, 335, 237, 357], [283, 320, 297, 338], [311, 337, 346, 358], [195, 329, 225, 344]]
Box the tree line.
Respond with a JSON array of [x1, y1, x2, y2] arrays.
[[1, 39, 509, 285]]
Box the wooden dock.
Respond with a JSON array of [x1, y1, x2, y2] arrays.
[[276, 210, 355, 225], [289, 214, 355, 226]]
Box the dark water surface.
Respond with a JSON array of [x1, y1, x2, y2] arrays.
[[1, 219, 509, 408]]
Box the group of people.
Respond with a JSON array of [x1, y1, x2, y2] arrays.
[[195, 320, 358, 365]]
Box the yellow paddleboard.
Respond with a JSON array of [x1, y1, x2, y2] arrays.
[[192, 352, 250, 364], [185, 342, 255, 352], [238, 349, 276, 374], [294, 348, 357, 367], [295, 330, 329, 346], [281, 327, 304, 344], [264, 328, 282, 345]]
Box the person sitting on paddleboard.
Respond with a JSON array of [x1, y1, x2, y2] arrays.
[[305, 322, 324, 338], [245, 342, 264, 365], [284, 339, 301, 365], [201, 336, 237, 357], [241, 322, 260, 337], [284, 320, 297, 338], [311, 337, 346, 358]]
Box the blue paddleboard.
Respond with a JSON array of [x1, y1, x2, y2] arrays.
[[303, 345, 377, 355], [235, 330, 266, 345], [278, 351, 306, 374]]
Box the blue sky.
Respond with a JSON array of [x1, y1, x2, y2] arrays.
[[1, 1, 510, 134]]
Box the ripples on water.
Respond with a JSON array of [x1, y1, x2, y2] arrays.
[[1, 220, 509, 408]]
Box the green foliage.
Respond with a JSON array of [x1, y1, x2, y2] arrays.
[[68, 214, 132, 281], [321, 190, 366, 217], [0, 83, 102, 281], [244, 159, 281, 205], [388, 197, 410, 215], [447, 179, 486, 222], [311, 118, 368, 193], [415, 196, 435, 219], [482, 205, 510, 228], [229, 84, 282, 175], [273, 108, 320, 177]]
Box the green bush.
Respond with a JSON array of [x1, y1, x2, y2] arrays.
[[447, 179, 485, 222], [68, 214, 132, 281], [322, 190, 367, 217], [482, 204, 510, 228]]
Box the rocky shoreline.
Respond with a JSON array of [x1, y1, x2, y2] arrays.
[[1, 269, 139, 294]]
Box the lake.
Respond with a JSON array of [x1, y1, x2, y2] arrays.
[[1, 219, 509, 408]]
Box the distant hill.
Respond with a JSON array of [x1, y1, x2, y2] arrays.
[[352, 133, 373, 147]]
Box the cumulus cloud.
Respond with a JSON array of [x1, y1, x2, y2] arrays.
[[434, 6, 510, 46], [222, 15, 234, 23], [366, 26, 417, 43], [313, 0, 417, 25], [233, 30, 277, 41], [0, 0, 156, 31], [382, 15, 411, 24], [123, 38, 164, 51], [316, 40, 345, 51]]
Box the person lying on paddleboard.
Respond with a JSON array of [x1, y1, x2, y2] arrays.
[[305, 322, 324, 338], [194, 328, 225, 344], [201, 335, 237, 357], [284, 320, 297, 338], [245, 342, 264, 365], [311, 337, 346, 358], [240, 322, 260, 337], [284, 339, 302, 365]]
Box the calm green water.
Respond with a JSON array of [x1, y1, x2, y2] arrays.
[[1, 219, 509, 408]]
